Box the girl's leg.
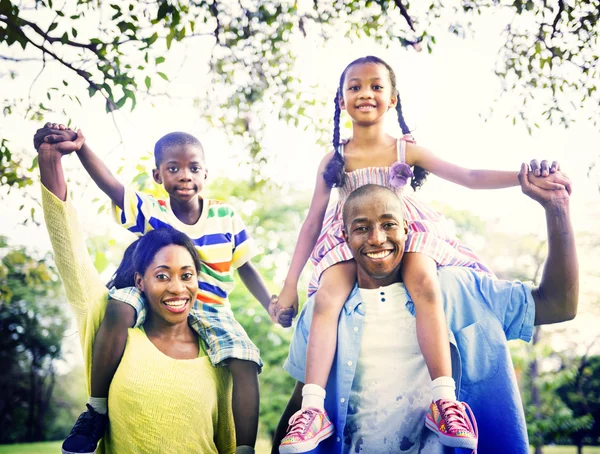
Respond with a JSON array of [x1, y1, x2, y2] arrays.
[[402, 252, 477, 449], [401, 252, 451, 382], [280, 260, 356, 454], [305, 260, 357, 390], [227, 359, 260, 452]]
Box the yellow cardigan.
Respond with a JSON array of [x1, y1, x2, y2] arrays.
[[42, 185, 235, 454]]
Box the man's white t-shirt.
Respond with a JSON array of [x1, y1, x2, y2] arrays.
[[343, 283, 443, 454]]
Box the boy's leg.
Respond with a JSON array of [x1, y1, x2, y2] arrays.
[[63, 295, 139, 454], [402, 252, 477, 449], [189, 303, 262, 453], [90, 300, 136, 399], [280, 260, 355, 454], [228, 359, 260, 450]]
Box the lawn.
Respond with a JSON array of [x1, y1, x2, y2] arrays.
[[530, 448, 600, 454], [0, 438, 273, 453], [2, 442, 598, 453]]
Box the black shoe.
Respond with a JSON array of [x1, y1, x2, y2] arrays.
[[62, 404, 108, 454]]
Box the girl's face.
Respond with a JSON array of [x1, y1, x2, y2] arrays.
[[135, 244, 198, 325], [340, 63, 397, 126]]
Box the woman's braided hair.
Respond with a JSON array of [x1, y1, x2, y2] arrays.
[[323, 56, 429, 191]]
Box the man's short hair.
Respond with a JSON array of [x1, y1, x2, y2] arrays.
[[342, 184, 404, 228], [154, 132, 204, 167]]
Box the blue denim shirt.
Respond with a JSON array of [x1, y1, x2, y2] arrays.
[[284, 267, 535, 454]]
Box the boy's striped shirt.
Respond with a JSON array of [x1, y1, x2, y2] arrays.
[[114, 187, 258, 306]]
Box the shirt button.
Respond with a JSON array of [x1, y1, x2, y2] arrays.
[[337, 437, 341, 443], [380, 291, 385, 295], [354, 327, 359, 332], [340, 397, 345, 403], [381, 298, 386, 302], [347, 360, 353, 366]]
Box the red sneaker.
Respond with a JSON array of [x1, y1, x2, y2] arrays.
[[279, 407, 334, 453], [425, 399, 478, 450]]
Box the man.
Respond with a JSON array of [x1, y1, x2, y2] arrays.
[[273, 165, 578, 454]]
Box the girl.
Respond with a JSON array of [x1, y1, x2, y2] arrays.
[[277, 55, 562, 453]]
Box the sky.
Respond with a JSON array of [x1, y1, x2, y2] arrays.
[[1, 6, 599, 352]]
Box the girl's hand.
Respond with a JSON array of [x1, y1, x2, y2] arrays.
[[277, 283, 299, 328], [268, 294, 297, 327], [526, 160, 572, 195]]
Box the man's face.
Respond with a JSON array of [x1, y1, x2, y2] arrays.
[[343, 192, 408, 289]]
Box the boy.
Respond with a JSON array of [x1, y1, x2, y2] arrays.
[[35, 124, 282, 454]]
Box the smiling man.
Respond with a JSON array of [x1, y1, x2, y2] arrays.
[[273, 167, 578, 454]]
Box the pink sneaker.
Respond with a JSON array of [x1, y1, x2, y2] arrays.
[[279, 407, 335, 453], [425, 399, 478, 450]]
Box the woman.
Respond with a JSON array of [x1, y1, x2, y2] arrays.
[[39, 136, 235, 453]]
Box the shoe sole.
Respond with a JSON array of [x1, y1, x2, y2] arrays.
[[279, 424, 335, 453], [62, 449, 96, 454], [425, 417, 477, 449]]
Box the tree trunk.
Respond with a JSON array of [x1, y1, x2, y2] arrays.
[[25, 356, 38, 442]]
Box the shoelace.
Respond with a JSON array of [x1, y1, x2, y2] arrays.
[[438, 400, 479, 454], [286, 408, 318, 437], [72, 404, 103, 438]]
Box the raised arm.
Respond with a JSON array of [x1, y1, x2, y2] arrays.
[[38, 146, 110, 392], [35, 123, 125, 209], [406, 142, 567, 191], [277, 152, 334, 319], [515, 164, 579, 324]]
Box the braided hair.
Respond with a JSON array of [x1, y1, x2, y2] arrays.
[[323, 56, 429, 191]]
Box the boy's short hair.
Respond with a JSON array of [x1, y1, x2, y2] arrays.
[[154, 132, 204, 166]]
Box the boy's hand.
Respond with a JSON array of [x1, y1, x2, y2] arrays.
[[526, 159, 572, 195], [35, 128, 85, 156], [33, 122, 79, 151], [268, 294, 297, 328]]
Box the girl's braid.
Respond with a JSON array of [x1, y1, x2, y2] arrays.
[[323, 91, 346, 187], [395, 97, 428, 191]]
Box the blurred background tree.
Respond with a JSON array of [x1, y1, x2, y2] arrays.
[[0, 237, 69, 443]]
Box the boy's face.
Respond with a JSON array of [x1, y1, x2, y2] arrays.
[[153, 144, 207, 203]]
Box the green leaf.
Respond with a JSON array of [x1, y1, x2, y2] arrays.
[[28, 155, 39, 172], [155, 56, 165, 64], [157, 72, 168, 81], [48, 22, 58, 32], [72, 27, 77, 38], [145, 76, 151, 90]]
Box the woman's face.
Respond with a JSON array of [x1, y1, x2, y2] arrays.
[[135, 244, 198, 324]]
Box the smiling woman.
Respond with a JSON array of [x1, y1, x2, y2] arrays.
[[39, 161, 235, 453]]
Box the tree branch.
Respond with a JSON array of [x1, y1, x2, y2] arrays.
[[393, 0, 415, 32], [18, 17, 99, 50], [0, 54, 42, 61], [551, 0, 565, 39]]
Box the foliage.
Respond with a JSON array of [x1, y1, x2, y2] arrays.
[[2, 0, 599, 212], [0, 237, 69, 443], [556, 355, 600, 447]]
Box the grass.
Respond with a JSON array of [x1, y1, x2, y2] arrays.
[[530, 447, 600, 454], [0, 442, 62, 454], [1, 442, 599, 453], [0, 439, 273, 454]]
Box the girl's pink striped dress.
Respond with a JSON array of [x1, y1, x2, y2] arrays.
[[308, 137, 494, 296]]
